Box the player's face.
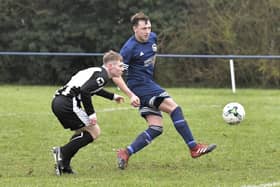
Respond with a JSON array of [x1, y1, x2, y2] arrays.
[[108, 60, 124, 77], [133, 20, 151, 43]]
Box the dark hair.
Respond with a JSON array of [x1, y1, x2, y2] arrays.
[[103, 50, 123, 64], [130, 12, 150, 26]]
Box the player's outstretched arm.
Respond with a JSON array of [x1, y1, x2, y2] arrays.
[[113, 94, 124, 103], [95, 89, 124, 103], [112, 77, 140, 107]]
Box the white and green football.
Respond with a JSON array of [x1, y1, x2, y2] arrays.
[[222, 102, 245, 125]]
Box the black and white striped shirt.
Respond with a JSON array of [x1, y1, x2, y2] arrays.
[[55, 66, 114, 115]]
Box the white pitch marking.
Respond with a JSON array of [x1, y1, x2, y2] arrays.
[[0, 107, 135, 117], [0, 104, 224, 117], [241, 182, 280, 187]]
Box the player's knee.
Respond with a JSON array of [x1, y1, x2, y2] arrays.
[[85, 124, 101, 140], [147, 125, 163, 139], [92, 124, 101, 139]]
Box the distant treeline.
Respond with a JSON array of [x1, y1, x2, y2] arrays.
[[0, 0, 279, 87]]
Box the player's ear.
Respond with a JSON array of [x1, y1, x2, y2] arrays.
[[108, 62, 114, 69], [133, 25, 137, 32]]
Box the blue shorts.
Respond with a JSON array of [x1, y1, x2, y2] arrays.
[[128, 80, 171, 118]]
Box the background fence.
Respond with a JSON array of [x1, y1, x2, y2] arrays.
[[0, 52, 279, 90]]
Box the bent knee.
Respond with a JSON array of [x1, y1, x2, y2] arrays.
[[84, 124, 101, 140], [149, 125, 163, 137]]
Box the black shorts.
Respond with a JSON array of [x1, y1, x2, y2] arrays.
[[51, 95, 90, 130]]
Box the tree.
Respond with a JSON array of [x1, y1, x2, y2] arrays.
[[0, 0, 279, 87]]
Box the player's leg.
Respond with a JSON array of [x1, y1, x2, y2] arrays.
[[59, 124, 99, 171], [52, 96, 78, 175], [127, 115, 163, 155], [159, 98, 216, 158], [117, 113, 163, 169], [53, 129, 94, 175], [159, 98, 196, 147], [51, 96, 96, 175], [82, 123, 101, 140]]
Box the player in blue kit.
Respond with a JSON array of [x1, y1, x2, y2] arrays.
[[113, 12, 217, 169]]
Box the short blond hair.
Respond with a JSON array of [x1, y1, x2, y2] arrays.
[[130, 12, 150, 26], [103, 50, 123, 65]]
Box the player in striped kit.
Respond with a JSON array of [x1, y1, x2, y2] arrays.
[[51, 50, 139, 175], [114, 12, 217, 169]]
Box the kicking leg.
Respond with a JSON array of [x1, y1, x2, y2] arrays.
[[160, 98, 216, 158]]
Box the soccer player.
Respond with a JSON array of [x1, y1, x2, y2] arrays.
[[51, 50, 139, 175], [113, 12, 217, 169]]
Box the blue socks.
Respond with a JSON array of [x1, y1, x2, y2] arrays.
[[171, 106, 196, 149], [126, 106, 195, 156], [127, 125, 163, 155]]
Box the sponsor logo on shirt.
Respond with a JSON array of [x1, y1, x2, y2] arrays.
[[152, 43, 157, 52], [96, 77, 105, 86], [144, 56, 156, 67]]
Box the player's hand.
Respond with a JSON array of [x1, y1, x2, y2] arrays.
[[113, 94, 124, 104], [89, 113, 97, 125], [130, 94, 140, 107]]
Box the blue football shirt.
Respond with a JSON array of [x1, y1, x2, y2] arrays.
[[120, 32, 164, 97]]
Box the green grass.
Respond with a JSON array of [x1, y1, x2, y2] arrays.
[[0, 86, 279, 187]]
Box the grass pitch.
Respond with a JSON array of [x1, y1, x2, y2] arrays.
[[0, 86, 279, 187]]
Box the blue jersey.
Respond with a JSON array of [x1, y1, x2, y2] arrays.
[[120, 32, 163, 97]]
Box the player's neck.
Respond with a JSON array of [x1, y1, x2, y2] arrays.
[[134, 34, 146, 43], [102, 65, 112, 78]]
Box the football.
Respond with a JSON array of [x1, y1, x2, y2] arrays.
[[222, 102, 245, 125]]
